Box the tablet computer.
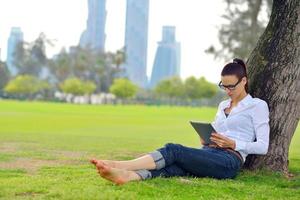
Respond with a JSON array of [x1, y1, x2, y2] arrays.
[[190, 121, 217, 145]]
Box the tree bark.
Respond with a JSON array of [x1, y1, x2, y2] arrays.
[[244, 0, 300, 173]]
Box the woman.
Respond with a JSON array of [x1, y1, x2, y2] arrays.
[[90, 58, 270, 185]]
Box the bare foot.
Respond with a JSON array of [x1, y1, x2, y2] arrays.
[[90, 159, 117, 168], [95, 161, 140, 185]]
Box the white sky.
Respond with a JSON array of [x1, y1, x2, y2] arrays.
[[0, 0, 227, 83]]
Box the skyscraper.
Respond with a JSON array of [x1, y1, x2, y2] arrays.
[[150, 26, 181, 88], [124, 0, 149, 88], [6, 27, 24, 76], [79, 0, 106, 52]]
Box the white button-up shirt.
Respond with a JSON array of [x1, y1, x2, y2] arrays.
[[211, 94, 270, 162]]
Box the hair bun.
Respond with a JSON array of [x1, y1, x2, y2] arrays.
[[233, 58, 246, 68]]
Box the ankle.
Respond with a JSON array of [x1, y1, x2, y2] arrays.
[[128, 171, 142, 181]]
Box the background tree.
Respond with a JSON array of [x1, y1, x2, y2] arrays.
[[206, 0, 272, 61], [59, 77, 96, 96], [196, 77, 218, 99], [154, 76, 185, 99], [184, 76, 218, 100], [48, 47, 125, 93], [14, 33, 53, 76], [4, 75, 50, 99], [110, 48, 126, 80], [0, 61, 10, 91], [243, 0, 300, 175], [112, 48, 126, 70], [183, 76, 199, 99], [109, 78, 138, 99], [154, 76, 218, 100], [47, 48, 72, 82]]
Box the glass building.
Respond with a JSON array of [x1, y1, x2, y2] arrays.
[[6, 27, 24, 76], [124, 0, 149, 88], [80, 0, 106, 52], [150, 26, 181, 88]]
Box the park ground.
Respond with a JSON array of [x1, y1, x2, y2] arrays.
[[0, 100, 299, 200]]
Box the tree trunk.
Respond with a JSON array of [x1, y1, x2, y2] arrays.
[[244, 0, 300, 173]]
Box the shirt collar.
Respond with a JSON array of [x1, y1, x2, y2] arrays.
[[223, 94, 253, 108], [239, 94, 252, 106]]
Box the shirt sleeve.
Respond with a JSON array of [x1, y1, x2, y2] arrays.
[[234, 101, 270, 155]]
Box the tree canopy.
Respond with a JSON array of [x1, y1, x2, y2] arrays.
[[109, 78, 138, 99]]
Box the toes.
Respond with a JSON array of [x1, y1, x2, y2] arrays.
[[90, 159, 98, 165], [90, 159, 107, 166], [98, 163, 110, 174], [96, 161, 107, 171]]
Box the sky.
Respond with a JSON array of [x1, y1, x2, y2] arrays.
[[0, 0, 228, 83]]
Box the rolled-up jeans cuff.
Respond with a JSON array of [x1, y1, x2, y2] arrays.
[[135, 169, 152, 180], [149, 150, 165, 170]]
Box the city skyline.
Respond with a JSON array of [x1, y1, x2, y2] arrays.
[[0, 0, 226, 83]]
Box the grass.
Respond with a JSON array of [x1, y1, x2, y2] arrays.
[[0, 100, 299, 200]]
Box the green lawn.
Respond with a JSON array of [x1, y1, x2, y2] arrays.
[[0, 100, 299, 200]]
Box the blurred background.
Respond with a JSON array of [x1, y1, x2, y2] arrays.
[[0, 0, 271, 106]]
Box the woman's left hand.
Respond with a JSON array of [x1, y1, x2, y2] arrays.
[[210, 132, 236, 149]]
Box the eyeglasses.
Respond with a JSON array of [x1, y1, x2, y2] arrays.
[[218, 78, 243, 91]]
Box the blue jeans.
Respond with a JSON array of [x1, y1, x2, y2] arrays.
[[135, 143, 243, 180]]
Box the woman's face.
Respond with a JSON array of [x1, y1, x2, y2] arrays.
[[220, 75, 247, 98]]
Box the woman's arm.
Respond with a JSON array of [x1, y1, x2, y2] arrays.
[[234, 101, 270, 155]]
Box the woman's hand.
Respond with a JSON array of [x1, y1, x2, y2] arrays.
[[210, 132, 236, 149], [200, 137, 206, 146]]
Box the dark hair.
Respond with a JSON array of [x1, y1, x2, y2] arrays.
[[221, 58, 248, 93]]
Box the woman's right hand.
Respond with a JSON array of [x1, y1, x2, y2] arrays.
[[200, 137, 218, 147]]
